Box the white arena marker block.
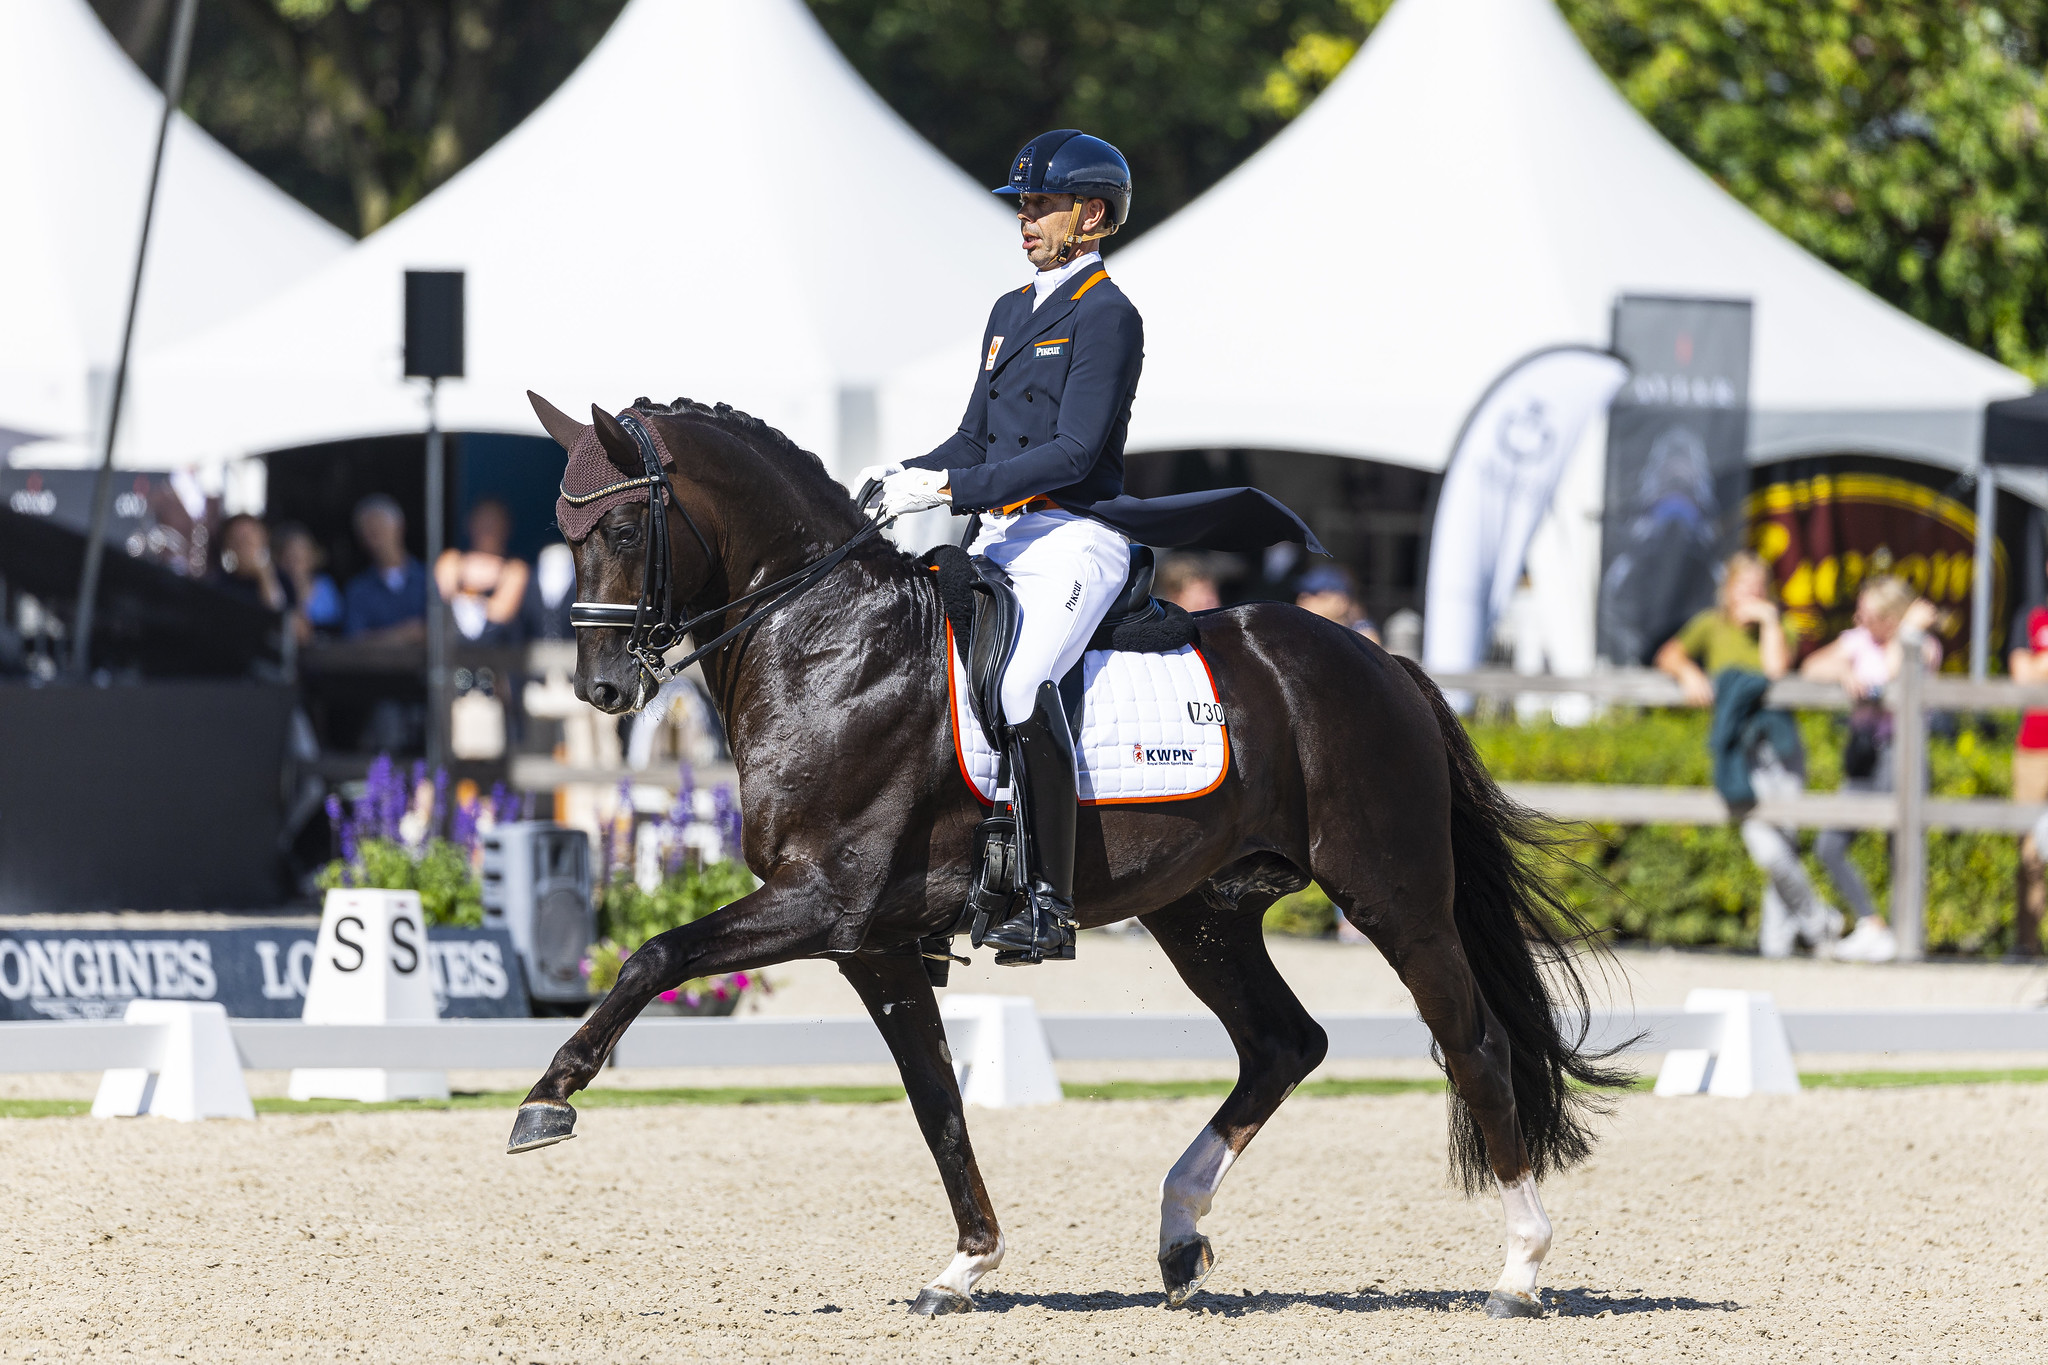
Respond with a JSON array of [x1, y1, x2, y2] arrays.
[[940, 994, 1062, 1109], [289, 889, 449, 1103], [92, 1001, 254, 1121], [1653, 989, 1800, 1098]]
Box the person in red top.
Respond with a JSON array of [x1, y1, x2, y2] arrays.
[[2008, 596, 2048, 957]]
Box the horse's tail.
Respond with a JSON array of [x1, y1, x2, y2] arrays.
[[1392, 655, 1631, 1193]]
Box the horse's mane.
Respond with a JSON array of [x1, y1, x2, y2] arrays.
[[632, 395, 839, 492]]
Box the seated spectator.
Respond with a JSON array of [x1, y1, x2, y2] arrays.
[[1656, 551, 1839, 957], [209, 514, 285, 611], [1155, 553, 1220, 612], [1295, 565, 1380, 643], [343, 494, 427, 642], [1800, 576, 1942, 963], [273, 522, 343, 642], [435, 498, 530, 644], [521, 542, 578, 642], [2008, 574, 2048, 958]]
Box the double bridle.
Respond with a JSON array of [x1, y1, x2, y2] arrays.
[[566, 410, 886, 691]]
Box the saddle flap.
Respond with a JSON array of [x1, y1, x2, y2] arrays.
[[964, 556, 1021, 750]]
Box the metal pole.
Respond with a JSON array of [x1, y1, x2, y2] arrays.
[[424, 378, 447, 771], [71, 0, 202, 677], [1971, 466, 1997, 680], [1891, 629, 1927, 960]]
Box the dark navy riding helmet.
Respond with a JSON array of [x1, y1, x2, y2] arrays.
[[994, 130, 1132, 228]]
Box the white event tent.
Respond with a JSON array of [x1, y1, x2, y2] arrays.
[[0, 0, 349, 466], [121, 0, 1021, 478], [880, 0, 2030, 478]]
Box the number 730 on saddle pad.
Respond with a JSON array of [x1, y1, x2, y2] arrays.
[[947, 638, 1229, 805]]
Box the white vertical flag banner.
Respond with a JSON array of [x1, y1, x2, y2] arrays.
[[1423, 346, 1631, 678]]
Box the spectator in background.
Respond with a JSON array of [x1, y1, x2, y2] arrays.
[[521, 541, 578, 641], [209, 514, 285, 611], [1155, 553, 1220, 612], [273, 522, 343, 642], [343, 494, 426, 642], [1801, 577, 1943, 963], [1295, 565, 1380, 643], [435, 498, 530, 644], [2009, 581, 2048, 958], [1656, 551, 1840, 957]]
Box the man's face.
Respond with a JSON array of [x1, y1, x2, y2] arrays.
[[1017, 192, 1106, 270], [356, 508, 406, 567], [1297, 589, 1355, 626]]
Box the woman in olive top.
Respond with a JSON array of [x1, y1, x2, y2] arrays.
[[1654, 552, 1841, 957]]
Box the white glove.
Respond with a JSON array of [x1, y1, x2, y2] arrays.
[[855, 462, 902, 486], [877, 467, 951, 519]]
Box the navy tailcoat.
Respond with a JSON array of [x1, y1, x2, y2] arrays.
[[908, 267, 1323, 554]]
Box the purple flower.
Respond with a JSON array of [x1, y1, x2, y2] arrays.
[[712, 784, 742, 855], [491, 782, 518, 827], [450, 797, 478, 854], [432, 767, 450, 835]]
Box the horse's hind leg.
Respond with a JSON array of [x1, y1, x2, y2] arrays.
[[1325, 880, 1552, 1317], [836, 950, 1004, 1315], [1143, 886, 1328, 1307]]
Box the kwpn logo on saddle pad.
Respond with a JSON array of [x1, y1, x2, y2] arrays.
[[948, 635, 1229, 805]]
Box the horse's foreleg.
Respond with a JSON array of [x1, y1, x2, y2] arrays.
[[836, 950, 1004, 1315], [1143, 899, 1328, 1307], [506, 868, 843, 1152]]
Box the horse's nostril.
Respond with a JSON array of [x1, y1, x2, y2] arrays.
[[590, 680, 619, 709]]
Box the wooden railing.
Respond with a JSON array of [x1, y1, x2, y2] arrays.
[[1429, 649, 2048, 960]]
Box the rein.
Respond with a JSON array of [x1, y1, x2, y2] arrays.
[[567, 409, 886, 688]]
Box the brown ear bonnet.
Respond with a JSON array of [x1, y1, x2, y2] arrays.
[[532, 391, 675, 542]]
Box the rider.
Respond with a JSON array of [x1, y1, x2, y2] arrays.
[[865, 129, 1140, 964]]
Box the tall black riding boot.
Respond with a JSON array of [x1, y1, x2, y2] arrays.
[[980, 680, 1078, 965]]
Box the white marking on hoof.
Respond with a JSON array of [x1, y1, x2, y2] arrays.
[[1159, 1126, 1236, 1257], [922, 1235, 1004, 1303], [1492, 1174, 1552, 1302]]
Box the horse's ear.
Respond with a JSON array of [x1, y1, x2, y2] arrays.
[[589, 404, 643, 479], [527, 391, 587, 451]]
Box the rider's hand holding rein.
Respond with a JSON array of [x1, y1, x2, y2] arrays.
[[877, 468, 951, 520]]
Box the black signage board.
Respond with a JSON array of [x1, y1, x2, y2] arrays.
[[0, 926, 530, 1021], [1597, 296, 1755, 666]]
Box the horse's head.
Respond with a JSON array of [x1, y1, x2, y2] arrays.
[[530, 391, 865, 715]]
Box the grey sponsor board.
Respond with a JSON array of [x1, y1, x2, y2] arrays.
[[1597, 295, 1754, 666], [0, 927, 530, 1021]]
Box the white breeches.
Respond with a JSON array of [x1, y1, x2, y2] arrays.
[[969, 509, 1131, 725]]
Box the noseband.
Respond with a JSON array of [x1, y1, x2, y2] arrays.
[[566, 409, 886, 691]]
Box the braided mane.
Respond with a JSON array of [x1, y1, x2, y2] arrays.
[[631, 396, 837, 490]]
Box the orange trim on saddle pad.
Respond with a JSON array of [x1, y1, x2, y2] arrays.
[[942, 621, 1231, 808]]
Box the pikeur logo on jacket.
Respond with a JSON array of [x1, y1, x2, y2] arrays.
[[906, 267, 1144, 516]]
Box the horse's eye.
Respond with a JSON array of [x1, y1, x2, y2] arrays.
[[608, 521, 642, 549]]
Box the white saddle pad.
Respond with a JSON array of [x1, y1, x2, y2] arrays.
[[947, 626, 1230, 805]]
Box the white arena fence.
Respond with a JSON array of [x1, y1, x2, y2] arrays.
[[6, 993, 2047, 1118]]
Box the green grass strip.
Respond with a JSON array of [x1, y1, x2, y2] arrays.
[[5, 1069, 2046, 1120]]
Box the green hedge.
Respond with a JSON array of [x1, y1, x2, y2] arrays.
[[1465, 709, 2033, 957]]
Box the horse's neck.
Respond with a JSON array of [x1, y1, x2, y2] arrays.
[[705, 549, 941, 776]]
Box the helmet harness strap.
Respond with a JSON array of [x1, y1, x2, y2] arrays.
[[1049, 198, 1120, 265]]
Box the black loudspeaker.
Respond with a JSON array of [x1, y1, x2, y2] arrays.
[[481, 822, 593, 1006], [404, 270, 465, 379]]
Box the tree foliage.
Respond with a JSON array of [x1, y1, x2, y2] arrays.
[[1564, 0, 2048, 380], [91, 0, 627, 235], [801, 0, 1387, 237]]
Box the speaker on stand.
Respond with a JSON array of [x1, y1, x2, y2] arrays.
[[481, 822, 594, 1014]]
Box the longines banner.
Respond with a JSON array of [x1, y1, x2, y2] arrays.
[[0, 926, 530, 1021], [1746, 457, 2014, 667], [1597, 296, 1754, 666]]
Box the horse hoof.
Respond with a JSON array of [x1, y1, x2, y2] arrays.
[[908, 1287, 974, 1316], [1159, 1235, 1216, 1307], [1485, 1290, 1544, 1319], [506, 1101, 578, 1154]]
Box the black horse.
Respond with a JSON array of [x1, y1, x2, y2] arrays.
[[508, 397, 1620, 1318]]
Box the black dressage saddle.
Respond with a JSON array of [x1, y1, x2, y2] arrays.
[[926, 542, 1198, 747]]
